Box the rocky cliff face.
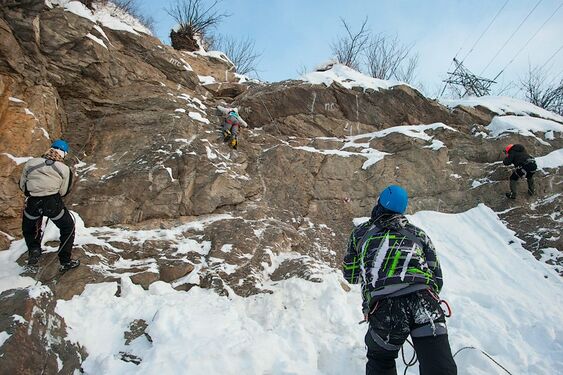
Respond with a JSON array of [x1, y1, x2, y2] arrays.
[[0, 1, 561, 373]]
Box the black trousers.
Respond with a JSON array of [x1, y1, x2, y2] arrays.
[[365, 290, 457, 375], [22, 194, 75, 264], [510, 168, 534, 181]]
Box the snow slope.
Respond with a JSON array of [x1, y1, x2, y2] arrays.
[[43, 205, 562, 374]]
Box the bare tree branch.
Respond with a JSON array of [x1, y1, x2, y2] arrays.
[[330, 17, 369, 70], [166, 0, 230, 36], [364, 33, 418, 83], [213, 35, 262, 75], [520, 64, 563, 115]]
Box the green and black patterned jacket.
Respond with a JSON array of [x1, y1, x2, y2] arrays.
[[343, 212, 443, 313]]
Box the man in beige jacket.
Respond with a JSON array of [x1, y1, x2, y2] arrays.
[[19, 139, 79, 271]]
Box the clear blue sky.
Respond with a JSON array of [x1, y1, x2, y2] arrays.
[[138, 0, 563, 95]]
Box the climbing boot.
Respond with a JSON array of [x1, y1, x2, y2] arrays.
[[27, 248, 41, 266], [506, 179, 518, 199], [59, 259, 80, 273], [527, 177, 535, 196], [230, 138, 237, 149]]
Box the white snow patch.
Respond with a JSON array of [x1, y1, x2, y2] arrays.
[[24, 108, 37, 119], [86, 33, 108, 49], [221, 244, 233, 253], [174, 108, 186, 113], [189, 112, 210, 124], [198, 75, 216, 85], [12, 315, 27, 324], [205, 146, 217, 160], [39, 127, 50, 139], [471, 178, 493, 189], [93, 25, 109, 41], [346, 123, 456, 145], [487, 115, 563, 142], [1, 153, 33, 165], [536, 149, 563, 170], [292, 145, 389, 170], [302, 64, 405, 91], [164, 167, 176, 182], [441, 96, 563, 123], [9, 97, 24, 103], [0, 331, 11, 348], [49, 0, 151, 35]]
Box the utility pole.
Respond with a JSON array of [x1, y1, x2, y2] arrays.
[[443, 58, 497, 97]]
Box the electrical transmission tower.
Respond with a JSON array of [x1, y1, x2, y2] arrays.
[[443, 58, 497, 97]]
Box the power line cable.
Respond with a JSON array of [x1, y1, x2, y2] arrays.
[[480, 0, 544, 76], [492, 1, 563, 81], [460, 0, 510, 64], [538, 43, 563, 72], [438, 0, 509, 98]]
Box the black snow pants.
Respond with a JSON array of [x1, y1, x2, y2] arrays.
[[22, 194, 75, 264], [365, 289, 457, 375]]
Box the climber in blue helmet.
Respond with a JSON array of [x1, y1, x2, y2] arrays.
[[343, 185, 457, 375], [19, 139, 80, 272]]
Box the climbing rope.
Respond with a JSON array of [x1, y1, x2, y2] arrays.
[[35, 212, 76, 284], [401, 343, 514, 375], [401, 339, 417, 375], [453, 346, 514, 375]]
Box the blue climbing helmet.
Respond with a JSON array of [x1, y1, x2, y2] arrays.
[[51, 139, 69, 153], [378, 185, 408, 214]]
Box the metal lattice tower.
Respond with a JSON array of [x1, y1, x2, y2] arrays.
[[443, 58, 497, 97]]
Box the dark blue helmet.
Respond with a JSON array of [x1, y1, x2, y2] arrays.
[[378, 185, 408, 214], [51, 139, 69, 153]]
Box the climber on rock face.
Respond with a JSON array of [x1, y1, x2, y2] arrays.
[[343, 185, 457, 375], [502, 144, 537, 199], [217, 105, 248, 150], [19, 139, 80, 272]]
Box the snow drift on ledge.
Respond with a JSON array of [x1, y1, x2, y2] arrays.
[[441, 95, 563, 124], [46, 0, 151, 35], [301, 63, 406, 91]]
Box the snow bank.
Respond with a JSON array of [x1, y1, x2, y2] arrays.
[[1, 153, 33, 165], [301, 64, 404, 91], [408, 204, 562, 374], [52, 204, 562, 374], [441, 96, 563, 123], [536, 148, 563, 170], [47, 0, 151, 35], [487, 115, 563, 143]]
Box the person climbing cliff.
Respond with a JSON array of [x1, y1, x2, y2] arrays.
[[502, 144, 537, 199], [19, 140, 80, 272], [217, 105, 248, 150], [343, 185, 457, 375]]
